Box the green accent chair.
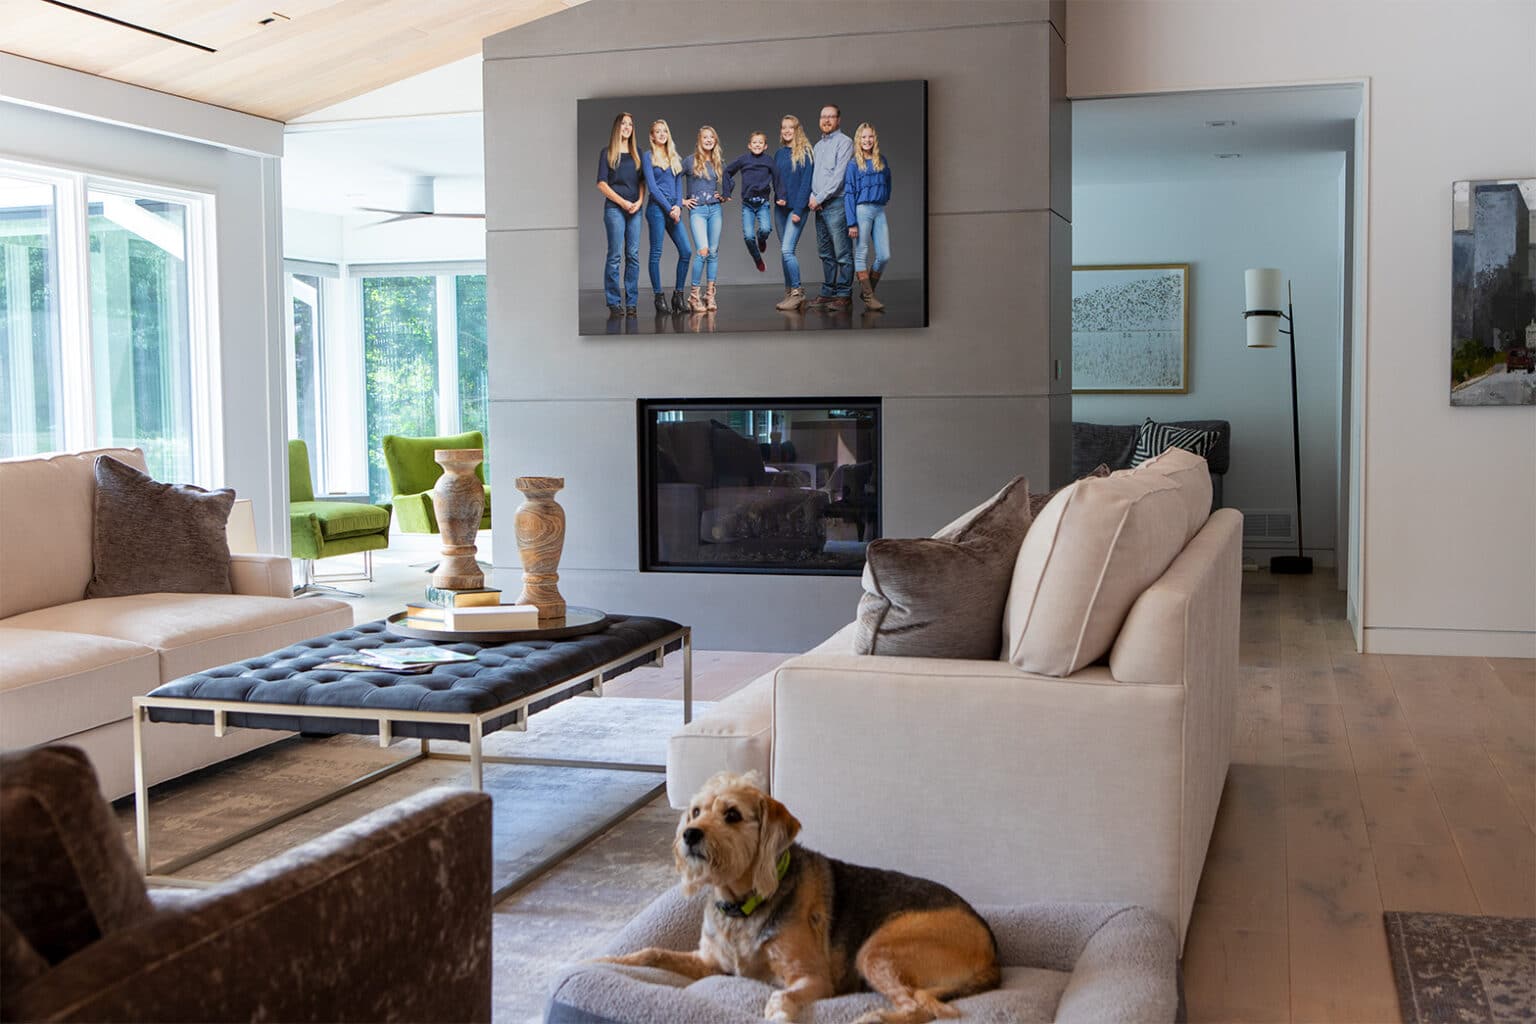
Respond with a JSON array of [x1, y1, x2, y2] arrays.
[[381, 431, 492, 534], [289, 439, 392, 597]]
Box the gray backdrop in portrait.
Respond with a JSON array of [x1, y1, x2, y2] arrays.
[[577, 80, 926, 291]]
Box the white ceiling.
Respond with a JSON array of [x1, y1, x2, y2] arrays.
[[1074, 85, 1361, 186]]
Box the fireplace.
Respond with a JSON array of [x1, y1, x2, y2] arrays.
[[639, 399, 881, 575]]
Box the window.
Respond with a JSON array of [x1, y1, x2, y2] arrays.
[[455, 274, 488, 440], [363, 276, 438, 500], [289, 273, 321, 456], [0, 159, 217, 482]]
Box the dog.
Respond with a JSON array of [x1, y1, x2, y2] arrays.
[[601, 771, 1000, 1024]]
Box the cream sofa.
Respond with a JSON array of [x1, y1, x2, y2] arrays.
[[0, 448, 353, 800], [667, 460, 1241, 948]]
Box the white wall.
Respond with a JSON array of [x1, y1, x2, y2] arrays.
[[0, 99, 290, 554], [1068, 0, 1536, 656], [1073, 165, 1345, 562]]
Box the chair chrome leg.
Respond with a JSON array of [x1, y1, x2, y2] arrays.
[[293, 558, 364, 599]]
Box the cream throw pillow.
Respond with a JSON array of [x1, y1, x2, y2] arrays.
[[1111, 446, 1212, 542], [1001, 462, 1195, 676]]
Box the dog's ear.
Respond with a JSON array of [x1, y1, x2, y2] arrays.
[[752, 792, 801, 900]]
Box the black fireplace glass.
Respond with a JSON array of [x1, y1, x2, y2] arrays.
[[639, 399, 880, 574]]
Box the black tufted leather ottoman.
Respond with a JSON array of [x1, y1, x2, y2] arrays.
[[131, 614, 691, 896]]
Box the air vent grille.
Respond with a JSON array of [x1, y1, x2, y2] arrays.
[[1242, 509, 1295, 544]]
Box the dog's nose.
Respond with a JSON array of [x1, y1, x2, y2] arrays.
[[683, 827, 704, 847]]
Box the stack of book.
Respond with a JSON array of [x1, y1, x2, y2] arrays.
[[404, 586, 542, 631]]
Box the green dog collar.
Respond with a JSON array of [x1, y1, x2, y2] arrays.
[[714, 850, 791, 918]]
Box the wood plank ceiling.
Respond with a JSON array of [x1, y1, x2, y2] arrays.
[[0, 0, 576, 122]]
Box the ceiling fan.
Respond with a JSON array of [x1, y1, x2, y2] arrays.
[[358, 176, 484, 223]]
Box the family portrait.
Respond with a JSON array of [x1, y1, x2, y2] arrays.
[[576, 80, 928, 336]]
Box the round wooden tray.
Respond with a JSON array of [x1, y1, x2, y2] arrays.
[[385, 607, 610, 643]]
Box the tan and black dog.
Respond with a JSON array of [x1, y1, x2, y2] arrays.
[[602, 771, 1000, 1024]]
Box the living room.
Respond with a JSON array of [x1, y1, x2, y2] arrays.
[[2, 2, 1532, 1023]]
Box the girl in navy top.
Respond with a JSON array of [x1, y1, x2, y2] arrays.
[[725, 131, 777, 273], [641, 119, 693, 314], [680, 125, 730, 313], [844, 121, 893, 312], [595, 112, 646, 316], [771, 114, 815, 311]]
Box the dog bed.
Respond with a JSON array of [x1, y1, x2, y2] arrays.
[[545, 885, 1178, 1023]]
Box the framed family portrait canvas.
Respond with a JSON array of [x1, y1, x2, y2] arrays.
[[1071, 263, 1190, 394]]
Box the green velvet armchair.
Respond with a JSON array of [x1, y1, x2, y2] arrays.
[[289, 439, 391, 596], [381, 431, 492, 534]]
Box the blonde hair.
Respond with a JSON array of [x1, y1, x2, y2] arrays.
[[606, 112, 641, 170], [853, 122, 884, 172], [692, 125, 723, 183], [781, 115, 812, 170], [648, 118, 682, 175]]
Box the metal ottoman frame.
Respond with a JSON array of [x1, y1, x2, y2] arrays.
[[132, 625, 692, 902]]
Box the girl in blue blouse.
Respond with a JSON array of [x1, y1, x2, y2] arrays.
[[641, 119, 693, 315], [771, 114, 814, 311], [595, 112, 646, 317], [844, 121, 892, 312], [680, 125, 731, 313]]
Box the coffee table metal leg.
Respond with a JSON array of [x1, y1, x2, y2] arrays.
[[683, 628, 693, 724], [469, 717, 484, 790], [133, 703, 150, 872]]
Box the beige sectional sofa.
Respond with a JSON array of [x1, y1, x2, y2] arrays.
[[667, 451, 1241, 947], [0, 448, 353, 800]]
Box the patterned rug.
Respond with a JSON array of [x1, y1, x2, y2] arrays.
[[1384, 911, 1536, 1023]]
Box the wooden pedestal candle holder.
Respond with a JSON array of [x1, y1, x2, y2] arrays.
[[514, 476, 567, 620], [430, 448, 486, 591]]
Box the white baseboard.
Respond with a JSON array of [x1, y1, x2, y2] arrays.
[[1362, 626, 1536, 658]]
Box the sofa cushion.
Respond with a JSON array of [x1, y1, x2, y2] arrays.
[[1115, 446, 1213, 542], [1029, 464, 1111, 518], [290, 500, 391, 541], [0, 746, 154, 965], [1129, 417, 1222, 467], [0, 628, 160, 748], [1002, 470, 1191, 677], [0, 447, 146, 619], [87, 456, 236, 599], [0, 594, 352, 683], [854, 478, 1031, 660]]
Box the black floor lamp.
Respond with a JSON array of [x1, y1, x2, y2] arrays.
[[1244, 268, 1313, 575]]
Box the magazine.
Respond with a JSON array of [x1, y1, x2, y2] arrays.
[[318, 647, 476, 674]]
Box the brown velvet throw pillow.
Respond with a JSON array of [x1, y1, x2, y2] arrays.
[[1029, 463, 1112, 518], [86, 455, 235, 598], [854, 477, 1032, 659], [0, 747, 154, 966]]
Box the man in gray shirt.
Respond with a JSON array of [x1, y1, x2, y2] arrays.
[[807, 104, 854, 309]]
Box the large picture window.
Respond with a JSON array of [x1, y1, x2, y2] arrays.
[[0, 159, 217, 482]]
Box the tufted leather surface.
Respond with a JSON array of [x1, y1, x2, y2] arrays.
[[145, 615, 684, 741]]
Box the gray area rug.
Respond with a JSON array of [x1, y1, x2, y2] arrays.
[[1384, 911, 1536, 1023], [122, 696, 707, 897]]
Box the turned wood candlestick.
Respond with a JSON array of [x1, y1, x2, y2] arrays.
[[514, 476, 566, 620], [430, 448, 485, 591]]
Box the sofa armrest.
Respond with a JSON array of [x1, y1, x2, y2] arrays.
[[228, 553, 292, 597], [392, 491, 438, 533], [12, 787, 493, 1023], [771, 653, 1192, 938]]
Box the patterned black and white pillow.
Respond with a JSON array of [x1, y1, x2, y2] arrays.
[[1130, 418, 1219, 467]]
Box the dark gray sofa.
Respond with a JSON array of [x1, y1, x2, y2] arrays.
[[1072, 420, 1231, 509]]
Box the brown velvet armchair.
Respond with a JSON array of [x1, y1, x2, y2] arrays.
[[0, 746, 492, 1023]]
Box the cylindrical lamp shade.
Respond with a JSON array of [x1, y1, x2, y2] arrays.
[[1244, 268, 1285, 348]]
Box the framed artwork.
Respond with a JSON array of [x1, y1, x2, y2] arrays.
[[576, 80, 929, 336], [1071, 263, 1190, 394], [1449, 178, 1535, 406]]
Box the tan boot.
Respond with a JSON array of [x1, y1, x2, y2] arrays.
[[775, 287, 805, 311], [869, 270, 882, 293], [857, 272, 885, 311], [705, 281, 718, 311], [687, 285, 706, 313]]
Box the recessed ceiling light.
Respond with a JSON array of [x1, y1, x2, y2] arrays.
[[1206, 119, 1237, 128], [1215, 152, 1242, 159]]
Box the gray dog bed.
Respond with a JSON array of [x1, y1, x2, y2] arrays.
[[545, 885, 1178, 1023]]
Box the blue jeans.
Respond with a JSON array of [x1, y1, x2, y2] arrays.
[[688, 203, 723, 285], [774, 206, 805, 289], [645, 200, 692, 293], [602, 203, 641, 307], [741, 198, 772, 257], [854, 203, 891, 274], [813, 199, 852, 297]]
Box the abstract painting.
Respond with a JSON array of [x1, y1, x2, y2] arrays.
[[1450, 178, 1535, 406], [1072, 263, 1189, 393]]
